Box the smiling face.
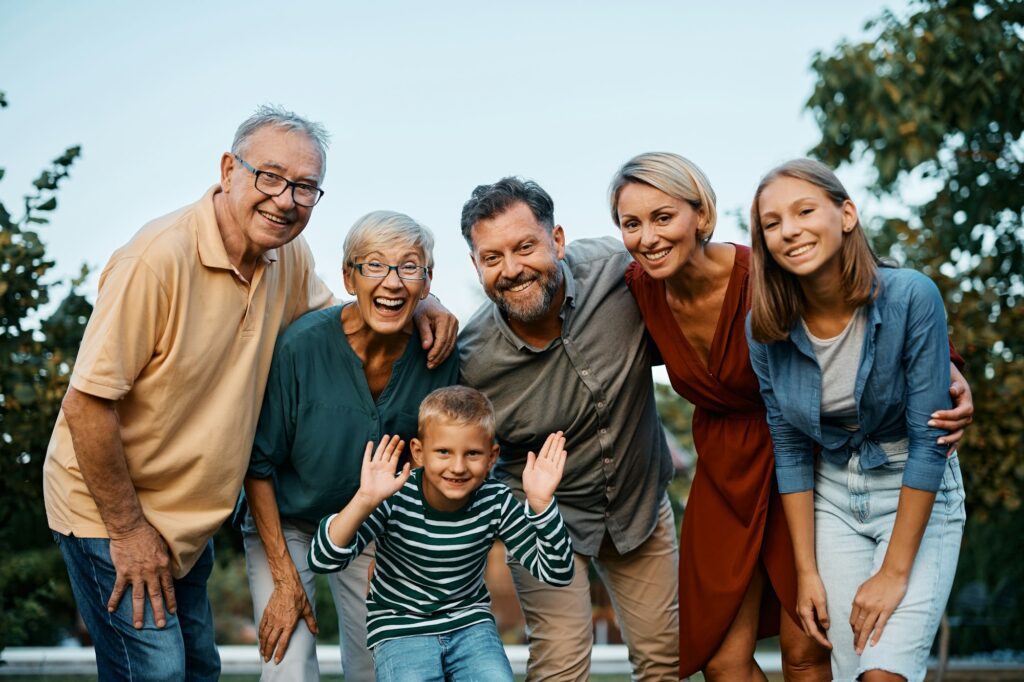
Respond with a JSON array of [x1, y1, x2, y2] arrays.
[[616, 182, 705, 278], [756, 175, 858, 285], [411, 418, 499, 513], [219, 126, 323, 259], [343, 243, 430, 336], [469, 201, 565, 324]]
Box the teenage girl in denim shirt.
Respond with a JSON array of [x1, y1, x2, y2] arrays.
[[746, 159, 966, 682]]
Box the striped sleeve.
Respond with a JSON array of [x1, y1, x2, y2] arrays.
[[307, 500, 391, 574], [497, 490, 575, 586]]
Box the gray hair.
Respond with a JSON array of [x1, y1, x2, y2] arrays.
[[608, 152, 718, 243], [231, 104, 331, 178], [343, 210, 436, 269]]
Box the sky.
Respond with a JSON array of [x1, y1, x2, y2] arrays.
[[0, 0, 901, 323]]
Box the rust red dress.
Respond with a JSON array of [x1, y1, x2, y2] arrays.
[[625, 245, 798, 679]]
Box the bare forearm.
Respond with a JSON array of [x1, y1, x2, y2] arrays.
[[244, 477, 301, 585], [781, 491, 818, 575], [62, 387, 146, 537], [880, 486, 934, 577]]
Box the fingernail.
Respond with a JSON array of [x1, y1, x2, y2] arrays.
[[157, 619, 165, 628], [931, 412, 939, 418], [134, 621, 142, 629]]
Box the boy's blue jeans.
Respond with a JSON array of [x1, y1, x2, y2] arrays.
[[373, 621, 514, 681], [53, 532, 220, 682]]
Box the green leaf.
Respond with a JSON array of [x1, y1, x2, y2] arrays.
[[35, 197, 57, 212]]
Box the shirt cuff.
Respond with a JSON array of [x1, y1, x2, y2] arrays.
[[775, 464, 814, 494], [901, 458, 947, 492]]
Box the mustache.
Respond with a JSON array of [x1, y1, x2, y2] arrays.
[[495, 273, 537, 292]]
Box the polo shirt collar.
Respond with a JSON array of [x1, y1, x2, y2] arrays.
[[196, 185, 278, 272]]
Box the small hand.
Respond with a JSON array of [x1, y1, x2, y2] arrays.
[[850, 568, 908, 654], [107, 523, 176, 629], [358, 435, 410, 505], [929, 364, 973, 456], [795, 571, 832, 650], [522, 432, 567, 514], [258, 578, 318, 663], [413, 296, 458, 369]]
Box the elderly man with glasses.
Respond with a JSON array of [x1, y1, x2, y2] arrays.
[[42, 105, 457, 681]]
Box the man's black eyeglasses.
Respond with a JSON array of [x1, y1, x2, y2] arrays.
[[234, 155, 325, 207]]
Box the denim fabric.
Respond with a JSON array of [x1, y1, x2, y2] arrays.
[[53, 532, 220, 682], [372, 621, 514, 681], [241, 512, 375, 681], [814, 445, 965, 681], [747, 267, 953, 494]]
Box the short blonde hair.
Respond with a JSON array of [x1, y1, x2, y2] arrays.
[[608, 152, 718, 243], [418, 386, 495, 440], [343, 210, 435, 269]]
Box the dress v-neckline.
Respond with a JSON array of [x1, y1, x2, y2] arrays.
[[659, 244, 743, 377]]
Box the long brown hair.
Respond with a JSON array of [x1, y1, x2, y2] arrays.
[[749, 159, 881, 343]]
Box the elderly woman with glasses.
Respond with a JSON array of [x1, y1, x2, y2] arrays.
[[238, 210, 459, 682]]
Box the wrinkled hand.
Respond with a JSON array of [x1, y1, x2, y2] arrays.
[[850, 568, 908, 654], [358, 435, 409, 506], [413, 295, 458, 369], [107, 523, 176, 629], [795, 570, 832, 650], [929, 364, 973, 456], [522, 432, 567, 514], [259, 578, 317, 663]]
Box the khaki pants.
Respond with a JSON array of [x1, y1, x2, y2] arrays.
[[509, 495, 679, 681]]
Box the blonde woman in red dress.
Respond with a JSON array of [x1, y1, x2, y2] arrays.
[[608, 152, 971, 681]]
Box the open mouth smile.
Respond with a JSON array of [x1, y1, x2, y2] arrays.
[[258, 209, 290, 226], [786, 243, 816, 258], [642, 248, 671, 262], [373, 297, 407, 312]]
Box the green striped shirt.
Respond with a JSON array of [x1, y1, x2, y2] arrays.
[[308, 469, 574, 647]]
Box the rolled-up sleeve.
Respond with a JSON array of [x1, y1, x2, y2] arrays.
[[247, 342, 297, 479], [900, 274, 953, 491], [747, 320, 816, 494]]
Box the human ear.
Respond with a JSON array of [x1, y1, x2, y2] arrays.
[[552, 225, 566, 260], [410, 438, 425, 467], [342, 266, 355, 295], [219, 152, 235, 189], [487, 443, 500, 470], [841, 200, 858, 233]]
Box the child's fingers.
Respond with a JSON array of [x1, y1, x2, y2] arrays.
[[397, 462, 412, 485], [373, 435, 392, 460], [525, 451, 537, 471], [363, 441, 375, 464]]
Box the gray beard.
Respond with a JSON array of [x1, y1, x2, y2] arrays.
[[494, 265, 564, 324]]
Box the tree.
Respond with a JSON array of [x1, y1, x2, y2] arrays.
[[807, 0, 1024, 510], [806, 0, 1024, 654], [0, 90, 90, 649]]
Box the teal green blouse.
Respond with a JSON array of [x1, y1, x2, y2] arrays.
[[245, 305, 459, 525]]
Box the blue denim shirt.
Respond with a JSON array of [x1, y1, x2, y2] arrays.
[[746, 267, 952, 494]]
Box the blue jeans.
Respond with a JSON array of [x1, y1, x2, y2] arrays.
[[373, 621, 514, 682], [814, 444, 966, 682], [53, 532, 220, 682]]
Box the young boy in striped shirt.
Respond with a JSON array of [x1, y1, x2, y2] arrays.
[[308, 386, 574, 681]]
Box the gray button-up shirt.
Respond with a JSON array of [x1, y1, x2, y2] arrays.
[[459, 237, 672, 556]]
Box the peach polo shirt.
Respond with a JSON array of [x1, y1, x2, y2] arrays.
[[43, 185, 333, 577]]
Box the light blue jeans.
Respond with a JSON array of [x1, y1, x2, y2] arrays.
[[814, 444, 965, 682], [242, 513, 375, 681], [372, 621, 514, 682]]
